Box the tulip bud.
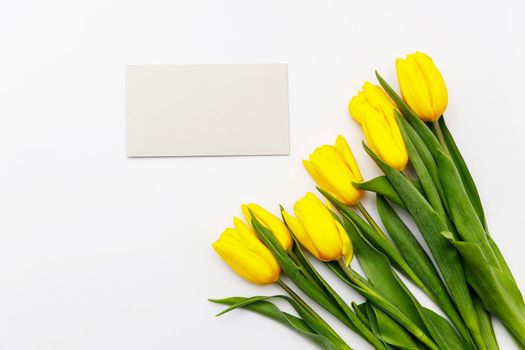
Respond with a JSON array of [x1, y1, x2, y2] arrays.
[[303, 135, 363, 206], [282, 193, 353, 264], [396, 51, 448, 122], [349, 82, 409, 170], [213, 217, 281, 284], [242, 204, 293, 252]]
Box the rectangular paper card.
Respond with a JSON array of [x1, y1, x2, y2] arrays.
[[126, 64, 289, 157]]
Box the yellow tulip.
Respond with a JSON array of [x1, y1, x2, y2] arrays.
[[303, 135, 363, 206], [349, 82, 409, 170], [396, 51, 448, 122], [242, 203, 293, 252], [282, 192, 353, 264], [213, 217, 281, 284]]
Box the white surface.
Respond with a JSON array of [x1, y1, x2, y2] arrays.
[[126, 64, 289, 157], [1, 0, 524, 349]]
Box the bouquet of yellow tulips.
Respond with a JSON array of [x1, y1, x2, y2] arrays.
[[210, 52, 525, 350]]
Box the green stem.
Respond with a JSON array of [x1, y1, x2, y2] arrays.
[[277, 280, 352, 350], [337, 260, 440, 350], [288, 250, 318, 286], [501, 306, 525, 348], [277, 280, 320, 322], [432, 118, 450, 155], [355, 202, 387, 240]]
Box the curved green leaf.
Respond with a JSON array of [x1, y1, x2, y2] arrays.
[[377, 196, 471, 343], [363, 143, 484, 349], [438, 117, 486, 229], [211, 296, 347, 350], [352, 176, 404, 208], [443, 234, 525, 347]]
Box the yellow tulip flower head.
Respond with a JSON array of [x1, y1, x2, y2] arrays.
[[213, 217, 281, 285], [242, 203, 294, 252], [303, 135, 364, 206], [396, 51, 448, 122], [281, 193, 353, 265], [349, 82, 409, 170]]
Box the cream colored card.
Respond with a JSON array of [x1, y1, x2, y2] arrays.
[[125, 64, 289, 157]]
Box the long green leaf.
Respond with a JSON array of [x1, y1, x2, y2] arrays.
[[370, 305, 420, 350], [346, 213, 474, 349], [290, 241, 382, 348], [435, 150, 500, 268], [251, 216, 345, 321], [319, 187, 427, 295], [438, 116, 486, 229], [397, 114, 448, 224], [376, 196, 472, 343], [432, 117, 515, 288], [253, 215, 385, 349], [352, 176, 404, 208], [339, 214, 447, 350], [362, 143, 484, 349], [443, 233, 525, 347], [211, 296, 347, 350], [473, 293, 500, 350]]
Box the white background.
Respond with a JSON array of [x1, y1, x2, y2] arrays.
[[1, 0, 524, 349]]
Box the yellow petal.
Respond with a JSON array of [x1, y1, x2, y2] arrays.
[[413, 52, 448, 119], [335, 221, 353, 265], [335, 135, 363, 182], [362, 110, 408, 170], [396, 57, 435, 121], [213, 226, 280, 284], [281, 209, 321, 260], [294, 193, 343, 261], [303, 159, 341, 200], [232, 217, 279, 269], [311, 154, 362, 205], [348, 91, 368, 125], [246, 204, 293, 251]]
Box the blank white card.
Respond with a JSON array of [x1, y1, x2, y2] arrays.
[[126, 64, 290, 157]]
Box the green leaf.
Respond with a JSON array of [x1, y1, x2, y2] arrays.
[[438, 118, 516, 283], [362, 143, 484, 349], [210, 296, 348, 350], [438, 117, 486, 229], [345, 211, 472, 349], [444, 234, 525, 347], [435, 150, 500, 268], [290, 240, 384, 349], [251, 216, 346, 322], [318, 187, 427, 294], [472, 293, 500, 350], [253, 215, 385, 349], [352, 176, 404, 208], [397, 114, 448, 225], [338, 214, 441, 350], [376, 196, 472, 343], [488, 235, 516, 284], [352, 302, 373, 331], [369, 304, 421, 350], [420, 307, 473, 350]]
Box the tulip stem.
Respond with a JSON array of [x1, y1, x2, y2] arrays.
[[432, 118, 450, 155], [277, 279, 310, 310], [337, 260, 440, 350], [337, 259, 367, 289], [288, 250, 318, 286], [277, 279, 352, 350], [355, 202, 387, 239]]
